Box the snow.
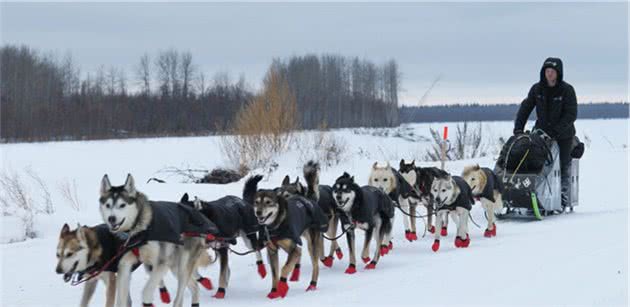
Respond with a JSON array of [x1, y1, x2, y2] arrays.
[[1, 119, 628, 306]]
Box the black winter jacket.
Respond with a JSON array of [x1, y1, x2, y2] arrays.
[[514, 57, 577, 140]]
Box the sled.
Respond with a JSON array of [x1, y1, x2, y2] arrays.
[[494, 139, 579, 220]]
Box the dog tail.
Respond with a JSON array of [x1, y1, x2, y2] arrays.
[[303, 160, 320, 202], [195, 249, 213, 268], [243, 175, 263, 205]]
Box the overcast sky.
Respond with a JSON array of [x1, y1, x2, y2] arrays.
[[2, 2, 628, 105]]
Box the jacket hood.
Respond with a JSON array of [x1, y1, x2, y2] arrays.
[[540, 57, 563, 85]]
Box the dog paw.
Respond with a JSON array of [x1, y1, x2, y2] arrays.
[[159, 287, 171, 304], [361, 257, 371, 264], [431, 239, 440, 252], [461, 234, 471, 248], [197, 277, 213, 290], [345, 264, 357, 274], [428, 225, 436, 234], [365, 261, 376, 270], [321, 256, 333, 268], [441, 227, 448, 236], [257, 261, 267, 279], [484, 229, 493, 238], [405, 230, 412, 241], [410, 231, 418, 241], [277, 278, 289, 298], [289, 265, 300, 282], [335, 248, 344, 260], [212, 288, 226, 299], [305, 281, 317, 291]]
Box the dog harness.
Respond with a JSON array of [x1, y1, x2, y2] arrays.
[[475, 168, 504, 202]]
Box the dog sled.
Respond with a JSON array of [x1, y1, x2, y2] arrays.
[[494, 130, 581, 220]]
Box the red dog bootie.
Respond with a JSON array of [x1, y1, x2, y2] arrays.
[[432, 239, 440, 252], [441, 226, 448, 236], [365, 261, 377, 270], [335, 248, 344, 260], [345, 263, 357, 274], [267, 288, 280, 299], [362, 256, 371, 264], [428, 225, 436, 234], [405, 230, 413, 242], [410, 231, 418, 241], [379, 245, 389, 256], [277, 277, 289, 298], [197, 277, 213, 290], [257, 260, 267, 279], [491, 223, 497, 236], [388, 241, 393, 250], [159, 287, 171, 304], [289, 264, 300, 282], [212, 288, 226, 299], [321, 256, 334, 268], [306, 281, 317, 292], [461, 234, 471, 248]]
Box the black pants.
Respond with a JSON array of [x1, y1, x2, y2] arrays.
[[557, 137, 573, 205]]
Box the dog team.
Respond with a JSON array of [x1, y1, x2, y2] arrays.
[[55, 159, 504, 307]]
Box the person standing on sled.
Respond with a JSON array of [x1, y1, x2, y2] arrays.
[[513, 57, 578, 209]]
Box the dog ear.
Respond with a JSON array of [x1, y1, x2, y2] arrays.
[[350, 176, 355, 182], [385, 161, 390, 169], [100, 175, 112, 196], [400, 159, 405, 168], [180, 193, 189, 203], [282, 175, 290, 186], [76, 224, 87, 242], [411, 160, 415, 166], [60, 223, 70, 237], [296, 182, 304, 194], [124, 174, 137, 197], [372, 162, 378, 169]]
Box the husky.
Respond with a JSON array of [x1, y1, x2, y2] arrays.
[[462, 165, 504, 237], [99, 174, 217, 307], [430, 174, 475, 252], [55, 223, 210, 307], [179, 193, 264, 299], [368, 162, 417, 242], [332, 172, 395, 274], [276, 175, 342, 269], [243, 161, 328, 299], [401, 162, 452, 236]]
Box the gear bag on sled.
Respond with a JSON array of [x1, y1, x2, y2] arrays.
[[494, 130, 581, 220]]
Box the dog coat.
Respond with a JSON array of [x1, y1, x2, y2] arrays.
[[389, 169, 419, 201], [476, 168, 504, 202], [136, 201, 219, 245], [265, 196, 329, 246], [440, 176, 474, 211], [196, 196, 258, 244], [339, 186, 395, 228], [317, 185, 336, 219]]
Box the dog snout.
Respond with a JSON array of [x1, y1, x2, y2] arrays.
[[55, 265, 63, 274], [107, 215, 117, 225], [435, 197, 441, 204], [255, 210, 263, 217]]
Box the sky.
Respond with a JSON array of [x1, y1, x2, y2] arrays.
[[1, 2, 628, 105]]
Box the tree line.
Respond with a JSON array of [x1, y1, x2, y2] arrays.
[[271, 54, 400, 128], [399, 103, 629, 123], [1, 45, 400, 143]]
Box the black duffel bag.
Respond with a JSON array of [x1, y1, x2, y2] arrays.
[[497, 131, 552, 174]]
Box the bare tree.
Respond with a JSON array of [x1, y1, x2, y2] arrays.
[[180, 51, 195, 99], [136, 53, 151, 96]]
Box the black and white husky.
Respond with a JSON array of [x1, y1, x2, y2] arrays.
[[276, 175, 342, 268], [332, 173, 395, 274], [243, 161, 328, 299], [179, 193, 264, 299], [99, 174, 217, 307], [368, 162, 417, 242], [398, 160, 451, 236], [430, 174, 475, 252], [462, 164, 504, 237]]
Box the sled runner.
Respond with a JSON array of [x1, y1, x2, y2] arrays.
[[494, 131, 580, 220]]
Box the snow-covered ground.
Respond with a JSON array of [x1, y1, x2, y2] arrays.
[[1, 119, 628, 306]]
